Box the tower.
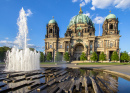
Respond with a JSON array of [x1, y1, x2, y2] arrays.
[[45, 17, 59, 38], [102, 11, 119, 36]]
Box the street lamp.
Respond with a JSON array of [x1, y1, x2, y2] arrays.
[[119, 48, 121, 62]]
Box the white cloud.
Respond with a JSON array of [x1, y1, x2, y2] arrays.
[[93, 16, 105, 24], [92, 0, 113, 9], [115, 0, 130, 9], [91, 6, 95, 10], [84, 12, 90, 17], [5, 37, 9, 40], [0, 40, 17, 47], [91, 0, 130, 10], [26, 9, 33, 17], [72, 0, 91, 7], [80, 2, 86, 7], [28, 44, 40, 49], [72, 0, 78, 2], [72, 0, 130, 10], [84, 0, 91, 4], [0, 40, 40, 49]]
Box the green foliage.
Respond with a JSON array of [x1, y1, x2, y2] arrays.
[[55, 52, 62, 62], [29, 48, 35, 51], [40, 52, 45, 62], [0, 46, 11, 62], [99, 52, 106, 62], [63, 52, 70, 61], [111, 51, 119, 62], [120, 51, 129, 62], [90, 52, 98, 61], [80, 52, 87, 61], [46, 52, 52, 61]]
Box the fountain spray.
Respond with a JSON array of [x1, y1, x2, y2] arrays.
[[5, 7, 40, 71]]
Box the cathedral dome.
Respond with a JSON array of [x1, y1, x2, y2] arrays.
[[68, 14, 94, 27], [105, 14, 116, 19], [48, 19, 57, 24], [68, 6, 94, 28]]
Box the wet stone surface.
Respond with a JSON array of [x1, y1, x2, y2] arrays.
[[0, 67, 130, 93]]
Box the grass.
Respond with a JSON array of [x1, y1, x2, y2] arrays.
[[78, 62, 130, 65], [0, 62, 5, 64], [0, 62, 69, 65], [1, 61, 130, 65], [40, 62, 69, 64], [40, 62, 56, 64]]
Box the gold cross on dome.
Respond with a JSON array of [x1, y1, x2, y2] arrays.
[[80, 4, 82, 7], [109, 10, 111, 13]]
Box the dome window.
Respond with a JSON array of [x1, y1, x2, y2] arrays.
[[60, 45, 62, 48], [49, 29, 52, 33], [78, 32, 81, 36], [50, 45, 52, 48], [110, 24, 113, 29]]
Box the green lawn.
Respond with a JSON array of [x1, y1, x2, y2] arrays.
[[0, 62, 5, 64], [0, 62, 68, 65], [78, 62, 130, 65], [40, 62, 69, 64], [40, 62, 56, 64]]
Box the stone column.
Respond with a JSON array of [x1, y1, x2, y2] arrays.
[[88, 41, 90, 55], [117, 40, 119, 48], [116, 40, 117, 47], [103, 40, 104, 48], [93, 40, 95, 52], [108, 24, 109, 34], [69, 41, 71, 53], [64, 41, 66, 52], [47, 42, 48, 49]]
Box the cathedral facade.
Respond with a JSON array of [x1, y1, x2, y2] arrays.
[[44, 7, 121, 62]]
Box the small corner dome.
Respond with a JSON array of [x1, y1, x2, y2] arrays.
[[105, 14, 116, 20], [48, 19, 57, 24]]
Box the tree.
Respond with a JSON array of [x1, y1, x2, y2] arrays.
[[111, 51, 119, 62], [99, 52, 106, 62], [129, 56, 130, 62], [0, 46, 11, 62], [63, 52, 70, 62], [80, 52, 87, 61], [46, 52, 52, 61], [120, 51, 129, 62], [40, 52, 45, 62], [29, 48, 35, 51], [90, 52, 98, 62], [55, 52, 62, 62]]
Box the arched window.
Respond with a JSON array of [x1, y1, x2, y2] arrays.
[[110, 24, 113, 29], [98, 44, 100, 48], [78, 32, 81, 36], [49, 29, 52, 33], [50, 45, 52, 48], [110, 43, 113, 47], [67, 45, 69, 49], [105, 24, 107, 30], [60, 45, 62, 48]]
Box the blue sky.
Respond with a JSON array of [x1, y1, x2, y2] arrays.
[[0, 0, 130, 52]]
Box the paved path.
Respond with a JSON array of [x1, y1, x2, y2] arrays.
[[41, 64, 130, 76], [1, 64, 130, 76]]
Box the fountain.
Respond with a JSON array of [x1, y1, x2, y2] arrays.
[[4, 7, 40, 71]]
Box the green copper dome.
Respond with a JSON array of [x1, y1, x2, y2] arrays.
[[48, 19, 57, 24], [68, 14, 94, 27], [105, 14, 116, 19]]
